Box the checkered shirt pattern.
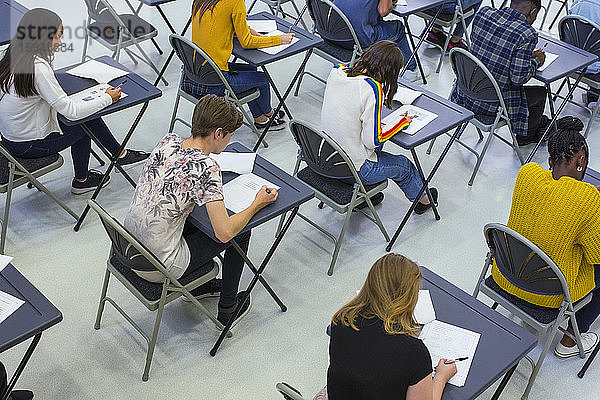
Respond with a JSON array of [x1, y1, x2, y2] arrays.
[[450, 6, 541, 137]]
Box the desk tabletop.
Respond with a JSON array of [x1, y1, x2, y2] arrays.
[[232, 12, 323, 66], [392, 0, 447, 17], [188, 142, 314, 242], [138, 0, 180, 5], [0, 264, 62, 352], [584, 167, 600, 186], [421, 267, 537, 400], [55, 56, 162, 126], [536, 33, 599, 83], [382, 78, 473, 149], [0, 0, 28, 46]]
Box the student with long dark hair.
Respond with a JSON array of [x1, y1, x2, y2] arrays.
[[0, 8, 149, 194], [321, 41, 437, 213], [188, 0, 294, 131]]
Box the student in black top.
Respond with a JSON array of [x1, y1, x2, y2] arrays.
[[327, 253, 456, 400]]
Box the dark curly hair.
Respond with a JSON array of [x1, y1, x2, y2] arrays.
[[547, 126, 588, 168]]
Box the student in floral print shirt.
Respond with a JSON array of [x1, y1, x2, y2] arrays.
[[125, 94, 278, 326]]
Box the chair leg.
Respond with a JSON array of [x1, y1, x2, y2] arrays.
[[169, 93, 182, 133], [124, 48, 139, 66], [584, 100, 600, 138], [81, 32, 90, 63], [468, 128, 494, 186], [239, 102, 268, 148], [365, 195, 390, 241], [0, 164, 15, 254], [150, 38, 164, 55], [294, 66, 308, 97], [476, 127, 484, 140], [426, 136, 437, 155], [131, 40, 169, 86], [28, 176, 79, 220], [569, 313, 587, 358], [247, 0, 258, 13], [142, 282, 169, 382], [94, 269, 112, 329], [328, 191, 359, 276]]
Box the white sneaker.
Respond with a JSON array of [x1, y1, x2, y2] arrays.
[[403, 64, 431, 83], [554, 331, 599, 358]]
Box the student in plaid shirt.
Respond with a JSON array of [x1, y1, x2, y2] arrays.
[[451, 0, 549, 146]]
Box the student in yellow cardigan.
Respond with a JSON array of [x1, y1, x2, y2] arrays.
[[187, 0, 294, 131], [491, 127, 600, 359]]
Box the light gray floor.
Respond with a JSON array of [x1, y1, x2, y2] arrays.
[[4, 0, 600, 398]]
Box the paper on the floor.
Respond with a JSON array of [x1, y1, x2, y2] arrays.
[[537, 52, 559, 72], [0, 255, 12, 273], [66, 59, 129, 84], [393, 87, 422, 105], [259, 30, 300, 55], [420, 320, 480, 387], [0, 290, 25, 325], [248, 20, 277, 34], [68, 83, 128, 104], [223, 173, 280, 213], [211, 152, 256, 175], [414, 290, 436, 325], [382, 105, 438, 135]]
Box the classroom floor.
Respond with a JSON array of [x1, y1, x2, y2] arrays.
[[3, 0, 600, 399]]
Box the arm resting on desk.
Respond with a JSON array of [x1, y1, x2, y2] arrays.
[[378, 0, 394, 16], [509, 38, 540, 86]]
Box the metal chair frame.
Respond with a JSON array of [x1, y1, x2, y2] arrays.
[[276, 382, 307, 400], [247, 0, 308, 30]]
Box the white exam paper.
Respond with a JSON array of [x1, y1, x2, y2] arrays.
[[537, 52, 558, 72], [0, 255, 13, 273], [414, 290, 436, 325], [382, 105, 438, 135], [211, 152, 256, 175], [393, 87, 422, 105], [248, 20, 277, 34], [68, 83, 128, 103], [66, 59, 129, 84], [420, 320, 480, 387], [0, 290, 25, 325], [259, 30, 300, 55], [223, 173, 280, 213], [395, 0, 408, 6]]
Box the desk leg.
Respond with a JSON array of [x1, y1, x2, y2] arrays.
[[410, 148, 440, 220], [402, 16, 426, 85], [155, 5, 177, 34], [74, 102, 150, 232], [252, 50, 314, 152], [0, 333, 41, 400], [490, 363, 518, 400], [153, 17, 193, 87], [210, 207, 299, 356], [386, 123, 467, 252]]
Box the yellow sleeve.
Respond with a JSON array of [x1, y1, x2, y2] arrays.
[[232, 0, 282, 48], [577, 191, 600, 265]]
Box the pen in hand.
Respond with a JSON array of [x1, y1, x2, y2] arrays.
[[115, 79, 127, 89], [444, 357, 469, 364]]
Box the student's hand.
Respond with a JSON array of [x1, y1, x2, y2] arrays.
[[280, 33, 295, 44], [105, 87, 122, 103], [404, 115, 415, 123], [533, 49, 546, 65], [253, 186, 278, 209], [433, 359, 458, 383]]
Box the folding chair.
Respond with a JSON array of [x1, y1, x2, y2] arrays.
[[0, 142, 79, 253], [88, 199, 229, 381], [81, 0, 168, 85], [427, 48, 524, 186], [294, 0, 363, 96], [473, 223, 591, 400], [167, 34, 267, 148], [247, 0, 308, 30], [553, 15, 600, 138], [416, 1, 476, 72], [280, 120, 389, 276]]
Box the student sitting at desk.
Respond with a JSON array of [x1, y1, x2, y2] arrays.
[[569, 0, 600, 105], [321, 40, 437, 213], [327, 253, 457, 400], [425, 0, 483, 50], [450, 0, 550, 146], [188, 0, 294, 131], [124, 94, 278, 326], [491, 128, 600, 358], [0, 8, 149, 195], [334, 0, 429, 82]]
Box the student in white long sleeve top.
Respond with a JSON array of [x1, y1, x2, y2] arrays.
[[321, 40, 438, 214], [0, 8, 149, 194]]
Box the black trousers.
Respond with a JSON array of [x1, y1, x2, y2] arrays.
[[525, 85, 548, 137]]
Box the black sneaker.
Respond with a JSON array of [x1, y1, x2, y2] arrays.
[[414, 187, 438, 215], [71, 170, 110, 195], [516, 134, 540, 146], [117, 149, 150, 167], [183, 278, 222, 302], [355, 192, 384, 211], [255, 117, 286, 131], [448, 38, 468, 50], [217, 291, 252, 329], [9, 391, 34, 400], [426, 30, 447, 48]]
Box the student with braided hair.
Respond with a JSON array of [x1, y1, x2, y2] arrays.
[[491, 128, 600, 358]]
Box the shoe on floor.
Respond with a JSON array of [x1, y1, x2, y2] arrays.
[[9, 390, 33, 400], [425, 30, 447, 48], [117, 149, 150, 167], [355, 192, 384, 211], [448, 38, 468, 50], [585, 90, 599, 106], [217, 291, 252, 329], [554, 332, 598, 358], [516, 133, 540, 146], [182, 278, 222, 302], [255, 117, 286, 131], [71, 170, 110, 195], [403, 64, 431, 83], [414, 187, 438, 215]]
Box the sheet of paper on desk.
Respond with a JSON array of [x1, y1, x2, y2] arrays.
[[0, 255, 13, 273], [420, 320, 480, 387], [223, 173, 281, 213], [211, 152, 256, 175], [248, 20, 277, 34], [259, 30, 300, 55], [537, 52, 559, 72], [68, 83, 128, 104], [382, 105, 437, 135], [395, 0, 408, 6], [0, 290, 24, 325], [414, 290, 436, 325], [393, 87, 422, 105], [66, 59, 129, 84]]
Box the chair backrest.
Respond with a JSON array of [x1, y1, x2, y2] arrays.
[[559, 15, 600, 59], [169, 34, 226, 88], [450, 48, 506, 104], [84, 0, 118, 24], [308, 0, 361, 51], [483, 223, 573, 302]]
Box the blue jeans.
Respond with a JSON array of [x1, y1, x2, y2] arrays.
[[433, 0, 482, 37], [2, 118, 121, 180], [373, 20, 417, 71], [572, 265, 600, 333]]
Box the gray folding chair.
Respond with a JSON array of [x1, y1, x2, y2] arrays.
[[81, 0, 168, 85], [247, 0, 308, 30], [473, 223, 591, 400], [555, 15, 600, 138], [88, 199, 229, 381], [427, 48, 524, 186], [276, 382, 308, 400], [167, 34, 267, 148], [294, 0, 362, 96], [280, 120, 389, 276], [0, 142, 79, 254]]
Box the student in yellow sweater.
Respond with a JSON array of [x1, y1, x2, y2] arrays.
[[187, 0, 294, 131], [491, 128, 600, 358]]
